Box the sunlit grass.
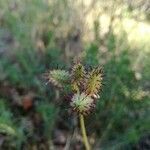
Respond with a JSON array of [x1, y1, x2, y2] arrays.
[[123, 18, 150, 52]]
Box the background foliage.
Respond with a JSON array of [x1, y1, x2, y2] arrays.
[[0, 0, 149, 149]]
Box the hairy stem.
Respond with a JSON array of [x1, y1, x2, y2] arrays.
[[79, 114, 91, 150]]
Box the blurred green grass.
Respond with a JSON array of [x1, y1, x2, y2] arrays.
[[0, 0, 149, 149]]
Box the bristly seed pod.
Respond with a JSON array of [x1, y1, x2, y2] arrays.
[[84, 67, 103, 97], [71, 63, 86, 92], [70, 93, 95, 115], [45, 70, 70, 88]]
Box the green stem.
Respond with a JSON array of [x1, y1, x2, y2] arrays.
[[79, 114, 91, 150]]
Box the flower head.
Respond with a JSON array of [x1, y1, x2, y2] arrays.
[[45, 69, 70, 88], [84, 67, 103, 97], [44, 63, 103, 116], [71, 63, 85, 92], [70, 93, 95, 115]]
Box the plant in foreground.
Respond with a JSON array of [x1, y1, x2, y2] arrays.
[[44, 62, 103, 150]]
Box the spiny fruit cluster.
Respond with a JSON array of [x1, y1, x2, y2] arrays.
[[45, 63, 103, 116]]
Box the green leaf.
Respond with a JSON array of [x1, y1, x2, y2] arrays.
[[0, 123, 16, 136]]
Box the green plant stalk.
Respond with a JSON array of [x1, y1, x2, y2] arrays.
[[79, 113, 91, 150]]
